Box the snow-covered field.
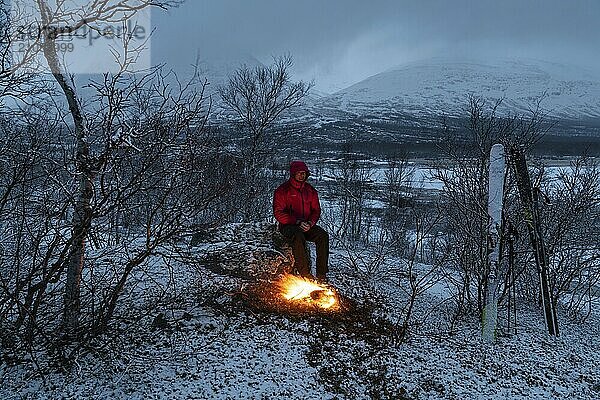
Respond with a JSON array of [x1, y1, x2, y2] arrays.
[[2, 223, 599, 399]]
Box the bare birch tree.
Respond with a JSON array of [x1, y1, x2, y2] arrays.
[[13, 0, 181, 338], [219, 55, 311, 221]]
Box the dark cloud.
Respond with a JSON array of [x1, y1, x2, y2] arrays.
[[151, 0, 600, 92]]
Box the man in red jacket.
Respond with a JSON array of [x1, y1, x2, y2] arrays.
[[273, 161, 329, 282]]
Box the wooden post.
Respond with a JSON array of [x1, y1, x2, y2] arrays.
[[482, 144, 506, 343], [508, 223, 517, 335], [510, 146, 558, 336]]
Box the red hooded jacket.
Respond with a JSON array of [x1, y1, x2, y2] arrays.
[[273, 162, 321, 226]]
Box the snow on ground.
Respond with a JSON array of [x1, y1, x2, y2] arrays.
[[1, 312, 331, 399], [2, 223, 600, 399]]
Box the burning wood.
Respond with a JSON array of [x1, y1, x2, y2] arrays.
[[276, 274, 339, 310]]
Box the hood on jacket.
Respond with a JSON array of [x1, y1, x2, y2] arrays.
[[290, 160, 310, 177]]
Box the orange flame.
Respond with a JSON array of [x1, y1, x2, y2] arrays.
[[276, 274, 338, 310]]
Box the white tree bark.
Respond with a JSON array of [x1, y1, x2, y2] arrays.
[[482, 143, 505, 343], [32, 0, 174, 339], [35, 0, 91, 337]]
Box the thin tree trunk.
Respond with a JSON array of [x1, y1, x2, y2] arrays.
[[38, 3, 93, 338]]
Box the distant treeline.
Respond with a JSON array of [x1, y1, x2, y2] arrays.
[[211, 115, 600, 159]]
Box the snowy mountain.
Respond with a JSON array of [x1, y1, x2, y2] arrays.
[[316, 58, 600, 120]]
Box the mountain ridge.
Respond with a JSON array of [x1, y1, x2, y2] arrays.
[[314, 58, 600, 120]]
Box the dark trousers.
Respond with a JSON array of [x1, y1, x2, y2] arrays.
[[279, 224, 329, 277]]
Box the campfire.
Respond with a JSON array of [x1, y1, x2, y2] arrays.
[[275, 274, 339, 310]]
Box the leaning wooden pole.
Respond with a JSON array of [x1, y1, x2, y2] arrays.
[[482, 144, 506, 343], [509, 146, 558, 336]]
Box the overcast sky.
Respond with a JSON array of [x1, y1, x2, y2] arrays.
[[151, 0, 600, 93]]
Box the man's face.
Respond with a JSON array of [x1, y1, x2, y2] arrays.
[[293, 171, 307, 182]]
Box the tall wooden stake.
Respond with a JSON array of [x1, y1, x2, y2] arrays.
[[482, 144, 506, 343], [510, 146, 558, 336]]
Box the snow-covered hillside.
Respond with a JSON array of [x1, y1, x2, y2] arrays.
[[317, 58, 600, 120], [3, 223, 600, 399]]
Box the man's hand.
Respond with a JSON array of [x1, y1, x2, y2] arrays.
[[300, 221, 311, 232]]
